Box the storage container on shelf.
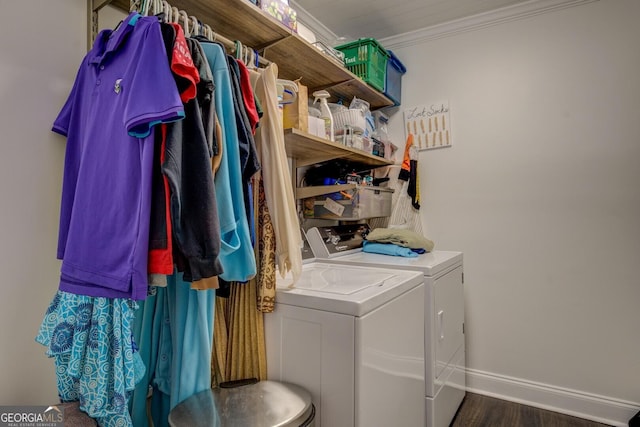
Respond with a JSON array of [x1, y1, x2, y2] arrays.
[[384, 50, 407, 106], [333, 109, 367, 134], [260, 0, 298, 32], [336, 130, 367, 151], [361, 136, 373, 154], [304, 185, 394, 220], [334, 38, 390, 92]]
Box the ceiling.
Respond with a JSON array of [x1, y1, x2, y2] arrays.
[[290, 0, 534, 42]]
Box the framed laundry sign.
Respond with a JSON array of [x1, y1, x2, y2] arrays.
[[404, 101, 452, 150]]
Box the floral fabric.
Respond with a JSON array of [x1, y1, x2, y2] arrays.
[[36, 291, 145, 426]]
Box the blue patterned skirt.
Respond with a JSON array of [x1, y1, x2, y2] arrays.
[[36, 291, 145, 426]]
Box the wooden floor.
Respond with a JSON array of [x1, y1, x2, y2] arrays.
[[450, 393, 612, 427]]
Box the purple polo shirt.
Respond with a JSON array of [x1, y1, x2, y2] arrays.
[[53, 12, 184, 300]]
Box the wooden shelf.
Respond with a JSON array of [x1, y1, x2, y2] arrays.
[[260, 36, 392, 108], [284, 128, 393, 168], [111, 0, 292, 47], [109, 0, 394, 109]]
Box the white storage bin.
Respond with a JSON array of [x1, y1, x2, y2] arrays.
[[333, 109, 366, 134], [304, 186, 394, 220]]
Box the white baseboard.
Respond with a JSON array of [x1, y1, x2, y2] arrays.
[[465, 368, 639, 427]]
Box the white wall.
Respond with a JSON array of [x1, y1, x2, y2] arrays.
[[385, 0, 640, 423], [0, 0, 84, 405], [0, 1, 124, 405]]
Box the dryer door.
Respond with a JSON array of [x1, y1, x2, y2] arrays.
[[434, 266, 465, 379]]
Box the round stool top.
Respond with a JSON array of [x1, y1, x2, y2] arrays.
[[168, 380, 314, 427]]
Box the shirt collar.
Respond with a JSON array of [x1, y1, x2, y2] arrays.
[[89, 12, 141, 65]]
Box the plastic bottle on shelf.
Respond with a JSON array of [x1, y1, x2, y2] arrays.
[[312, 90, 334, 142]]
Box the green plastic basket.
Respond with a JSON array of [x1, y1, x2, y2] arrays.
[[335, 38, 390, 92]]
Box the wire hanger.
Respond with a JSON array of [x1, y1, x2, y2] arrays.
[[162, 1, 172, 21], [243, 44, 250, 65], [130, 0, 141, 12], [246, 49, 256, 70], [234, 40, 243, 60], [190, 16, 199, 36], [203, 24, 214, 42], [149, 0, 160, 16], [178, 10, 190, 36]]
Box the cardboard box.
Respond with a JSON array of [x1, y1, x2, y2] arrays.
[[283, 81, 308, 132]]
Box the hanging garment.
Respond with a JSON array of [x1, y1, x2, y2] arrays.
[[255, 177, 277, 313], [129, 288, 165, 427], [148, 23, 203, 281], [162, 36, 223, 283], [384, 134, 425, 234], [149, 124, 175, 281], [189, 35, 218, 157], [191, 115, 224, 291], [130, 272, 215, 427], [130, 35, 219, 427], [165, 273, 215, 409], [227, 56, 260, 180], [236, 60, 260, 134], [198, 40, 256, 282], [227, 56, 261, 242], [41, 11, 182, 427], [407, 159, 420, 209], [183, 37, 222, 291], [37, 291, 144, 426], [211, 281, 267, 387], [52, 11, 184, 301], [251, 64, 302, 283]]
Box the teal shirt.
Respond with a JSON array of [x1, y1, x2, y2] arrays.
[[200, 41, 257, 282]]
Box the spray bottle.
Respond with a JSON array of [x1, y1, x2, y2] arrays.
[[312, 90, 334, 142]]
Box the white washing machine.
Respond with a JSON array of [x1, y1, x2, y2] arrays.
[[306, 224, 466, 427], [265, 240, 426, 427]]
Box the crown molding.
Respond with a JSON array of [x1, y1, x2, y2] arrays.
[[289, 0, 340, 47], [377, 0, 598, 49]]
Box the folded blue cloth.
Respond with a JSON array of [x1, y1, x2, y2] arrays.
[[362, 241, 419, 258]]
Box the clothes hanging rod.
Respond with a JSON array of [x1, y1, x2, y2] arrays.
[[88, 0, 271, 66]]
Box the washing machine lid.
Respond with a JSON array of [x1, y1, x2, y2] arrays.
[[332, 250, 463, 277], [292, 263, 395, 294], [276, 262, 423, 316]]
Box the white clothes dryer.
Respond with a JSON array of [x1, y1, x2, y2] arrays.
[[306, 225, 466, 427]]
